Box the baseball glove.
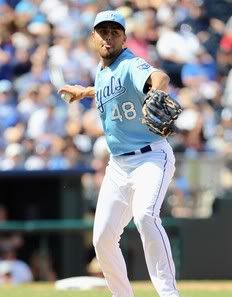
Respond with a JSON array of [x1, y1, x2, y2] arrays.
[[142, 90, 183, 137]]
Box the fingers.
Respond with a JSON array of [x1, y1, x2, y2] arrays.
[[69, 97, 76, 103], [58, 85, 73, 95], [58, 85, 77, 103], [58, 84, 86, 103], [60, 92, 74, 103]]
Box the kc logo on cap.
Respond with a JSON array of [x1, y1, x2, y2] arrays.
[[107, 12, 116, 20]]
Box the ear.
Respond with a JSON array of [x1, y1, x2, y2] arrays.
[[91, 31, 95, 41]]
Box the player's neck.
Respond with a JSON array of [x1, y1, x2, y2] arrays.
[[100, 58, 114, 69]]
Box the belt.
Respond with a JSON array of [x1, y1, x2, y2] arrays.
[[121, 145, 152, 156]]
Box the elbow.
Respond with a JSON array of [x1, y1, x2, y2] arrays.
[[150, 71, 170, 92], [160, 72, 170, 90]]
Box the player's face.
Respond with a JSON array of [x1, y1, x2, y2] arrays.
[[92, 22, 126, 60]]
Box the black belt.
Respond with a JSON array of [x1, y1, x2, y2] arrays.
[[121, 145, 152, 156]]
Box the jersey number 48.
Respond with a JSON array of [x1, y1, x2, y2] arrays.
[[111, 102, 137, 122]]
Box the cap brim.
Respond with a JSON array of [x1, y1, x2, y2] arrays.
[[94, 21, 125, 31]]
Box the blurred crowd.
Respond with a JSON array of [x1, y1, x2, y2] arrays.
[[0, 0, 231, 213], [0, 0, 231, 283], [0, 1, 231, 213], [0, 0, 231, 170]]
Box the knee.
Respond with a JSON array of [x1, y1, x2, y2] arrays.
[[134, 213, 149, 232], [134, 212, 160, 234]]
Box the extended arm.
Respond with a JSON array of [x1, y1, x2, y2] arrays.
[[58, 85, 95, 103]]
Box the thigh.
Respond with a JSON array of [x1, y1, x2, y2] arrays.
[[131, 150, 175, 218], [93, 164, 133, 239]]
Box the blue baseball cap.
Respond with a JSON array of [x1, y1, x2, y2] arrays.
[[93, 10, 126, 30]]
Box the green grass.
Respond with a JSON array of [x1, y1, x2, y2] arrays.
[[0, 281, 232, 297]]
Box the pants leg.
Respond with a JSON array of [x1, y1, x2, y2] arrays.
[[93, 164, 134, 297], [132, 150, 180, 297]]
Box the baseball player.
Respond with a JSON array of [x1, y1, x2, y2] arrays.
[[59, 10, 180, 297]]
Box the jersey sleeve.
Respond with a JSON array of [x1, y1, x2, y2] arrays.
[[129, 57, 161, 95]]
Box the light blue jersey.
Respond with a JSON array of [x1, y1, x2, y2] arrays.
[[95, 48, 164, 156]]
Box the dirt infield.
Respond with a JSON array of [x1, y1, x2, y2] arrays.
[[133, 280, 232, 291]]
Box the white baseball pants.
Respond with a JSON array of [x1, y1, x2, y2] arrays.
[[93, 140, 180, 297]]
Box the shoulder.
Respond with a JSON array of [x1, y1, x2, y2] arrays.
[[131, 57, 152, 69], [122, 49, 153, 70], [128, 56, 157, 76], [117, 48, 135, 64]]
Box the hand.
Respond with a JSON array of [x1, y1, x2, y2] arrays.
[[58, 84, 86, 103], [142, 90, 183, 137]]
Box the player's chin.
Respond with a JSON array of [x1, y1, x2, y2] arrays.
[[99, 48, 115, 59]]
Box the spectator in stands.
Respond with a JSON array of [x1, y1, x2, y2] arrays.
[[17, 83, 45, 122], [0, 143, 25, 170], [0, 28, 15, 81], [0, 205, 8, 222], [181, 47, 217, 88], [0, 242, 33, 285], [26, 100, 66, 140], [0, 205, 26, 282], [125, 9, 158, 65], [156, 21, 201, 87], [0, 80, 19, 133], [0, 205, 24, 249], [29, 249, 56, 282]]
